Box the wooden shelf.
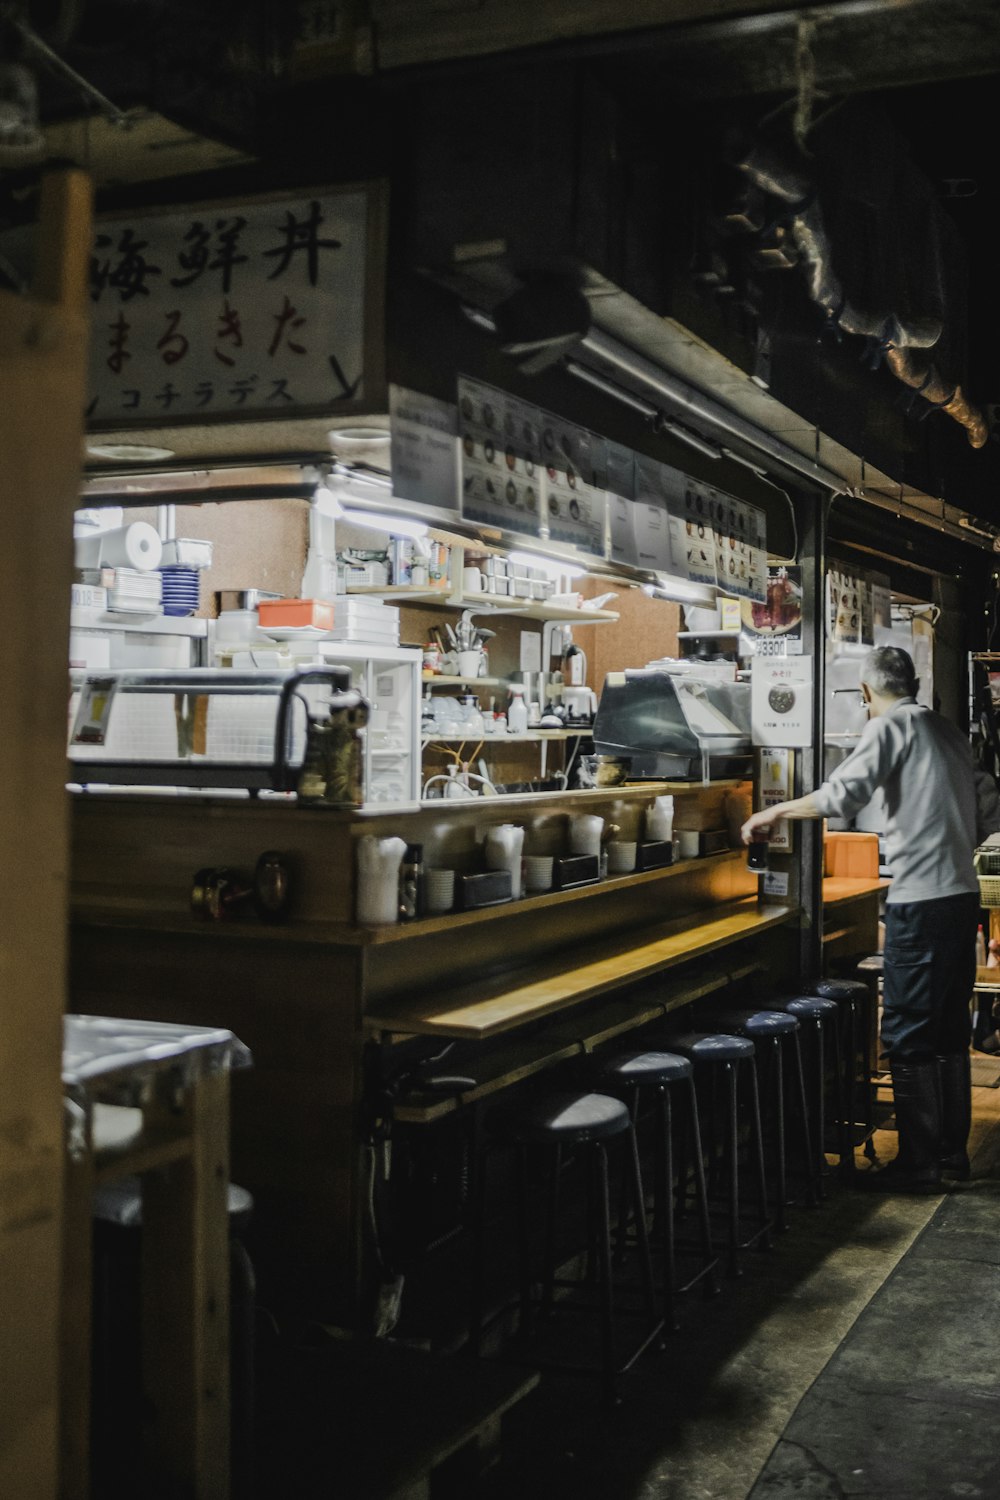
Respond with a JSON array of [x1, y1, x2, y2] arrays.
[[421, 729, 585, 744], [365, 896, 794, 1038], [345, 587, 618, 624], [349, 849, 743, 946], [421, 674, 505, 687]]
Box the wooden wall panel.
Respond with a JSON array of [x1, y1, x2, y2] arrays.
[[0, 171, 92, 1500]]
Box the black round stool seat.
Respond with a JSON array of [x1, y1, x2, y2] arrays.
[[782, 995, 838, 1022], [670, 1032, 755, 1064], [713, 1010, 800, 1039], [600, 1050, 693, 1086], [813, 978, 869, 1002], [501, 1090, 631, 1145]]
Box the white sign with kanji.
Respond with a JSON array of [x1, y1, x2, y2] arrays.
[[85, 187, 369, 425]]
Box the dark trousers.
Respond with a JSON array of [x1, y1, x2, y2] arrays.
[[881, 892, 979, 1061]]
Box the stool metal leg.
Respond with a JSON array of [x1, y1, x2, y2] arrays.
[[725, 1061, 741, 1276], [542, 1143, 563, 1316], [747, 1057, 771, 1248], [685, 1076, 718, 1297], [516, 1142, 532, 1332], [657, 1089, 678, 1330], [765, 1038, 788, 1231], [624, 1121, 658, 1331], [840, 1001, 859, 1179], [593, 1142, 618, 1405], [790, 1030, 819, 1207]]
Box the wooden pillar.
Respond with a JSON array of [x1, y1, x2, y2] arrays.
[[0, 169, 92, 1500]]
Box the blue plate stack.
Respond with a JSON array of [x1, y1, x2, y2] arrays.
[[159, 565, 200, 617]]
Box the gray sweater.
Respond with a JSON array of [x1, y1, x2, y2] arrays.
[[812, 697, 1000, 905]]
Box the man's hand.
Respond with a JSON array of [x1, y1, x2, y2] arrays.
[[741, 791, 821, 844], [741, 806, 782, 845]]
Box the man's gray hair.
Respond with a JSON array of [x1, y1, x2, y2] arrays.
[[860, 645, 918, 699]]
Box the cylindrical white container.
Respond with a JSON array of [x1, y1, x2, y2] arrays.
[[569, 814, 604, 856], [484, 823, 525, 899], [356, 835, 407, 924]]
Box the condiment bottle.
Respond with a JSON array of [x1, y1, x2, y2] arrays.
[[507, 685, 528, 734], [400, 842, 424, 920]]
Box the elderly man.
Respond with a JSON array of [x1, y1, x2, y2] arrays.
[[743, 645, 1000, 1191]]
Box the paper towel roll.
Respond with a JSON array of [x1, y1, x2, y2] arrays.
[[75, 522, 162, 573]]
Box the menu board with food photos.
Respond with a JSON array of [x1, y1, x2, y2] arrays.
[[634, 456, 680, 573], [713, 493, 767, 601], [455, 375, 767, 586], [828, 565, 864, 643], [539, 416, 606, 556], [681, 482, 719, 587], [458, 377, 542, 537], [606, 441, 638, 566]]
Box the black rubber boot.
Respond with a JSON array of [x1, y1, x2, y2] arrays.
[[863, 1059, 943, 1193], [938, 1051, 972, 1181]]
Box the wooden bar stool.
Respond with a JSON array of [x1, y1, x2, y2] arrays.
[[661, 1033, 771, 1277], [708, 1010, 819, 1229], [478, 1091, 662, 1404], [812, 977, 877, 1172], [776, 995, 845, 1190], [596, 1050, 718, 1330]]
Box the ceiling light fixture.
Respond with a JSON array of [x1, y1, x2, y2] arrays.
[[642, 575, 718, 607], [86, 442, 176, 462], [506, 548, 587, 580], [338, 507, 429, 540]]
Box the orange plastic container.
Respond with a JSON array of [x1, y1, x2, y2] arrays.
[[257, 598, 334, 631], [824, 831, 879, 879]]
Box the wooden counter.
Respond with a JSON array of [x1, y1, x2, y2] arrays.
[[821, 875, 887, 965], [69, 778, 801, 1326], [368, 898, 793, 1038]]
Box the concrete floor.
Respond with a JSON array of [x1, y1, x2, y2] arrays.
[[473, 1068, 1000, 1500]]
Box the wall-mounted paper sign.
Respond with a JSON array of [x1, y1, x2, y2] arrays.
[[389, 384, 459, 514], [541, 419, 606, 555], [458, 375, 542, 537], [740, 565, 803, 657], [751, 658, 813, 748], [681, 481, 718, 587], [759, 747, 794, 850], [634, 457, 676, 572], [78, 185, 376, 424]]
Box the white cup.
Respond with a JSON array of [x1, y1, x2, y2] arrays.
[[606, 841, 637, 874], [425, 868, 456, 913], [677, 830, 700, 860], [462, 566, 483, 594], [569, 814, 604, 856], [523, 854, 554, 892], [457, 649, 483, 679]]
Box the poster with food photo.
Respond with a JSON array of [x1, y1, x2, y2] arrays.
[[541, 417, 606, 555], [458, 376, 542, 537], [740, 565, 803, 655], [683, 482, 718, 587]]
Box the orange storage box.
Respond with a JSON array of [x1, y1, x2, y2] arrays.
[[823, 830, 879, 879], [257, 598, 334, 631]]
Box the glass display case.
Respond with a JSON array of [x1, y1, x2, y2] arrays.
[[68, 649, 421, 806]]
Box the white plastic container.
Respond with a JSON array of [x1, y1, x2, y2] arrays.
[[507, 685, 529, 734]]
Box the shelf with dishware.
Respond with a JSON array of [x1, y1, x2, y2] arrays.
[[421, 674, 506, 688], [421, 729, 587, 744], [347, 585, 619, 624]]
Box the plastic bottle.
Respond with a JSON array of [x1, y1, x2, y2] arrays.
[[977, 925, 987, 968], [507, 686, 528, 734]]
